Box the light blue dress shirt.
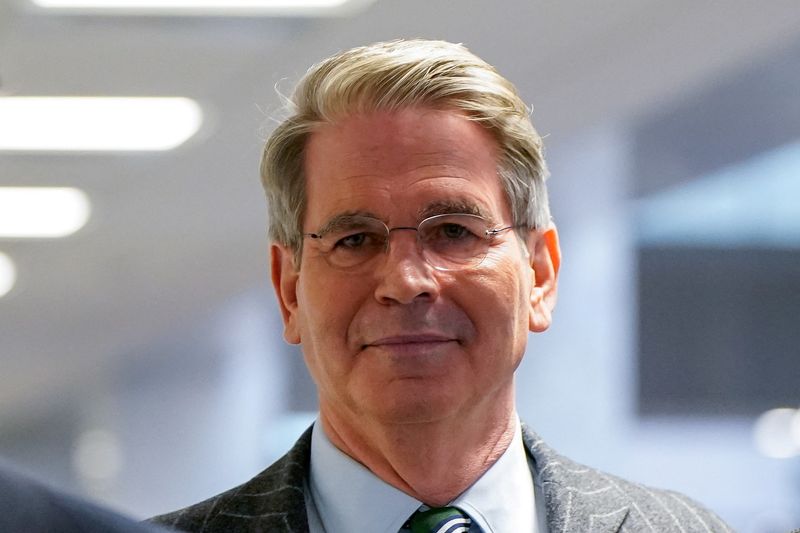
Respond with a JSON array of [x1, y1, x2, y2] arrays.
[[304, 417, 548, 533]]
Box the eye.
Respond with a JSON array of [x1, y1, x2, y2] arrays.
[[439, 222, 472, 239], [420, 215, 486, 256], [332, 229, 385, 250], [336, 232, 368, 248], [426, 220, 481, 243]]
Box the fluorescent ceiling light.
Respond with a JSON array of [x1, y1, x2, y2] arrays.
[[0, 187, 91, 238], [0, 97, 202, 152], [29, 0, 373, 15], [0, 252, 15, 298]]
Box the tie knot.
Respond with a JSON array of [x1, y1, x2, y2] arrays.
[[407, 505, 471, 533]]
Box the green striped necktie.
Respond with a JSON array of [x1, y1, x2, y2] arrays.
[[406, 505, 472, 533]]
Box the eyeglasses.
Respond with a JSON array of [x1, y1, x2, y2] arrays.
[[303, 213, 518, 271]]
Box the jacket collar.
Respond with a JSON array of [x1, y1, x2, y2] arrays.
[[521, 423, 629, 533], [250, 423, 629, 533]]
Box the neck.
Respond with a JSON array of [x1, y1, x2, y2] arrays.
[[319, 388, 517, 506]]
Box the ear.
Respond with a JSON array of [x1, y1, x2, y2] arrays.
[[270, 243, 302, 344], [526, 226, 561, 333]]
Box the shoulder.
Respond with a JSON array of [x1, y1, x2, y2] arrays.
[[0, 463, 164, 533], [520, 424, 733, 532], [148, 427, 312, 533]]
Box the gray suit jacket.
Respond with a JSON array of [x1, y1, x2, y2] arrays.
[[149, 424, 732, 532]]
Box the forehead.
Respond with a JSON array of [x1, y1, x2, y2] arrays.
[[302, 107, 509, 225]]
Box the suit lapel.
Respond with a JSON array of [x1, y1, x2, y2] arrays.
[[214, 423, 630, 532], [205, 426, 312, 533], [522, 424, 629, 533]]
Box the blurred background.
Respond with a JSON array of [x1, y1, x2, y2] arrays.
[[1, 0, 799, 530]]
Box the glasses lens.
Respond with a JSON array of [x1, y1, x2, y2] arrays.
[[314, 216, 388, 269], [418, 214, 490, 270]]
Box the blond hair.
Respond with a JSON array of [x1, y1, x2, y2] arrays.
[[261, 39, 550, 260]]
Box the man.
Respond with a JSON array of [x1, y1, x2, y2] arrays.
[[0, 460, 167, 532], [150, 40, 731, 532]]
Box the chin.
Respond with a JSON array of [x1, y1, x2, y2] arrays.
[[363, 388, 467, 425]]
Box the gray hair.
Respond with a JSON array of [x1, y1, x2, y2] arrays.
[[261, 39, 551, 261]]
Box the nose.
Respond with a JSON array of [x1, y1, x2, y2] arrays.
[[373, 231, 440, 305]]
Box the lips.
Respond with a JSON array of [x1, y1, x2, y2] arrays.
[[362, 334, 459, 353], [353, 308, 472, 352], [369, 333, 453, 345]]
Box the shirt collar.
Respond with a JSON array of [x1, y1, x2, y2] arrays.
[[308, 416, 536, 533], [309, 423, 420, 533]]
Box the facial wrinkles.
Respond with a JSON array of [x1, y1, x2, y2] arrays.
[[338, 138, 484, 176], [350, 297, 475, 351], [335, 211, 517, 357], [346, 117, 483, 164], [311, 199, 492, 240], [302, 109, 520, 351], [496, 249, 533, 368], [309, 132, 501, 225], [312, 180, 498, 235], [346, 239, 523, 353]]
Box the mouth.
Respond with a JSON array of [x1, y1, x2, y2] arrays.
[[363, 334, 459, 351]]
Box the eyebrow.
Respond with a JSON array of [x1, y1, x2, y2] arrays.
[[314, 210, 379, 236], [417, 200, 490, 221], [313, 200, 493, 236]]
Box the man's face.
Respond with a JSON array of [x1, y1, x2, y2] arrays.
[[272, 107, 559, 426]]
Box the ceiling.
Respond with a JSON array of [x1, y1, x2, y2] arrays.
[[2, 0, 800, 422]]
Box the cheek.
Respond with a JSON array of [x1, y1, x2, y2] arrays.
[[474, 251, 528, 308], [468, 256, 531, 347], [295, 268, 369, 357], [294, 280, 353, 396]]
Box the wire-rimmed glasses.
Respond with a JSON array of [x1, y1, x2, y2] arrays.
[[303, 213, 518, 272]]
